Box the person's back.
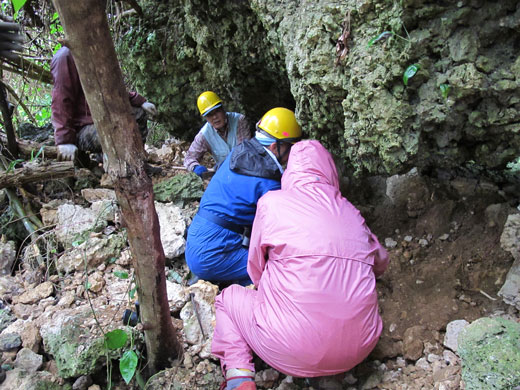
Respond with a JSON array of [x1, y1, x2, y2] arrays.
[[211, 140, 389, 390], [185, 137, 282, 285], [247, 140, 387, 375]]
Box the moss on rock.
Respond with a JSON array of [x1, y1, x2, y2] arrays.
[[458, 317, 520, 389]]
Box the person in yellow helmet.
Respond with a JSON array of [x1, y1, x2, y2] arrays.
[[185, 107, 302, 291], [184, 91, 251, 177]]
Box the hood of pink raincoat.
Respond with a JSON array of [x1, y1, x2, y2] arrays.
[[281, 140, 340, 190]]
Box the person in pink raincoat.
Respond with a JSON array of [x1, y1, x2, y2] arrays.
[[212, 140, 389, 390]]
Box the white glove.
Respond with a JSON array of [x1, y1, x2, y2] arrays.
[[57, 144, 78, 161], [141, 101, 157, 116]]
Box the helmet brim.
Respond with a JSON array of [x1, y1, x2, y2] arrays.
[[202, 103, 223, 117]]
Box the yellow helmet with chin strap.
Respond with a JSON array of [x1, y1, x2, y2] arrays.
[[257, 107, 302, 143], [197, 91, 222, 116]]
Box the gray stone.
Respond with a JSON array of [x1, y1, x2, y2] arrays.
[[255, 368, 280, 388], [498, 258, 520, 311], [498, 214, 520, 310], [458, 317, 520, 389], [0, 332, 22, 351], [0, 240, 16, 276], [500, 213, 520, 261], [443, 319, 469, 352], [14, 348, 43, 373]]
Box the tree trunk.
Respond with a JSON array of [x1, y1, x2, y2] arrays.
[[51, 0, 183, 375], [0, 82, 19, 158]]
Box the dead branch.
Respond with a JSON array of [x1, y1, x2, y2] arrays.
[[0, 160, 75, 189], [0, 132, 57, 159]]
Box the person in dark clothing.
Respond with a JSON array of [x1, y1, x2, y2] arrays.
[[185, 107, 302, 286], [50, 46, 157, 162]]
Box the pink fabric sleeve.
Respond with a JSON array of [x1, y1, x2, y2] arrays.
[[247, 201, 269, 287], [370, 232, 389, 278], [184, 131, 210, 171]]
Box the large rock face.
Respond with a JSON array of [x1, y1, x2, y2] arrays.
[[118, 0, 520, 177]]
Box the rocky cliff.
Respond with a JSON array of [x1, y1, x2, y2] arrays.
[[117, 0, 520, 178]]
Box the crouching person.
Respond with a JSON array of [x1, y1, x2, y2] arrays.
[[211, 140, 389, 390], [185, 108, 302, 286]]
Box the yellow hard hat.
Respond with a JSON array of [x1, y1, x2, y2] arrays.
[[257, 107, 302, 142], [197, 91, 222, 116]]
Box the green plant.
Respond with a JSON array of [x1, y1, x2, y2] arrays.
[[104, 329, 139, 385], [403, 64, 420, 86], [440, 83, 451, 99], [10, 0, 26, 14]]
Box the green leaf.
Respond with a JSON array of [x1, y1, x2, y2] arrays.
[[120, 350, 138, 384], [403, 64, 420, 86], [136, 370, 146, 390], [368, 31, 394, 47], [104, 329, 128, 350], [440, 83, 451, 99], [11, 0, 27, 13], [114, 271, 129, 279], [71, 239, 85, 247], [30, 146, 44, 162], [129, 287, 136, 300], [6, 159, 24, 173]]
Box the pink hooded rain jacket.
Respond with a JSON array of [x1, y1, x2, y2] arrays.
[[212, 140, 389, 377]]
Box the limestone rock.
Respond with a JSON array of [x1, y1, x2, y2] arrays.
[[180, 281, 218, 359], [39, 307, 112, 378], [54, 204, 108, 247], [498, 214, 520, 310], [2, 368, 70, 390], [14, 281, 54, 305], [14, 347, 43, 373], [166, 280, 188, 312], [81, 188, 117, 203], [155, 201, 186, 259], [443, 319, 469, 352], [56, 233, 126, 274], [500, 213, 520, 261]]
